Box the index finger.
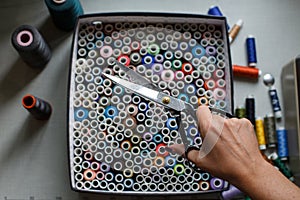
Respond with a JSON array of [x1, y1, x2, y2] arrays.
[[196, 106, 213, 138]]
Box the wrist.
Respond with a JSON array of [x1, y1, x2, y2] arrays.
[[230, 156, 271, 190]]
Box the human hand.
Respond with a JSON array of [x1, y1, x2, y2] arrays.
[[168, 105, 266, 185]]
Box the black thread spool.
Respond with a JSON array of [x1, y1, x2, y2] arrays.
[[22, 94, 52, 120], [11, 25, 52, 68], [264, 114, 277, 148], [245, 95, 256, 129], [44, 0, 84, 31]]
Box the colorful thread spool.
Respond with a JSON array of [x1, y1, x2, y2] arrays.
[[264, 114, 277, 148], [263, 73, 282, 119], [270, 152, 294, 181], [232, 65, 261, 79], [276, 127, 289, 161], [246, 35, 257, 67], [229, 19, 243, 44], [255, 117, 267, 150], [221, 184, 244, 200], [22, 94, 52, 120], [44, 0, 84, 31], [207, 5, 229, 30], [235, 106, 246, 119], [11, 25, 52, 68]]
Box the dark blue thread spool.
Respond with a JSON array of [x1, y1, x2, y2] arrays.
[[246, 35, 257, 67], [44, 0, 84, 31], [276, 128, 289, 161], [207, 5, 230, 30], [22, 94, 52, 120], [11, 25, 52, 68]]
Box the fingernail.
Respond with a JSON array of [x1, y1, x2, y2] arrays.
[[165, 147, 175, 153]]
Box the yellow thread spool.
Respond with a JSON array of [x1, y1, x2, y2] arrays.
[[255, 117, 266, 150]]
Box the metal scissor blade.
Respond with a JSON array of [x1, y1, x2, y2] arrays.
[[114, 60, 159, 91], [102, 73, 186, 112]]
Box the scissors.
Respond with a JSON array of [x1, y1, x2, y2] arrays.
[[102, 61, 232, 168]]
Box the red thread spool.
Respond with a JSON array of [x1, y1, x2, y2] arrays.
[[233, 65, 261, 79], [156, 143, 169, 157], [181, 63, 193, 75], [118, 55, 130, 66]]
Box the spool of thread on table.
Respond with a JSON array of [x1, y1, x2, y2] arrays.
[[235, 106, 246, 119], [44, 0, 84, 31], [246, 35, 257, 67], [207, 5, 230, 30], [232, 65, 261, 79], [264, 114, 277, 148], [276, 127, 289, 161], [22, 94, 52, 120], [270, 153, 294, 181], [245, 95, 256, 128], [11, 25, 52, 68], [229, 19, 243, 44], [255, 117, 267, 150], [263, 74, 282, 119]]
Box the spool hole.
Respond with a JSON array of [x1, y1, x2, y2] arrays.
[[22, 95, 36, 108]]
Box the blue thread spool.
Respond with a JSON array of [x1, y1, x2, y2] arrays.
[[104, 105, 118, 119], [153, 134, 163, 143], [165, 156, 176, 168], [44, 0, 84, 31], [246, 35, 257, 67], [192, 45, 205, 58], [208, 5, 223, 16], [178, 93, 189, 103], [166, 118, 178, 130], [74, 108, 88, 121], [276, 127, 289, 161], [207, 5, 230, 30], [142, 55, 154, 66], [263, 73, 282, 119]]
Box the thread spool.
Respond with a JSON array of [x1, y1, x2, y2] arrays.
[[263, 73, 282, 119], [276, 127, 289, 161], [44, 0, 84, 31], [232, 65, 261, 79], [246, 35, 257, 67], [11, 25, 51, 68], [229, 19, 243, 44], [221, 184, 244, 200], [207, 5, 229, 30], [235, 106, 246, 119], [22, 94, 52, 120], [270, 152, 294, 181], [264, 114, 277, 148], [255, 117, 267, 150], [245, 95, 256, 128]]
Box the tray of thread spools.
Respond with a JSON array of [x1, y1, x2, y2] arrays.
[[68, 13, 233, 194]]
